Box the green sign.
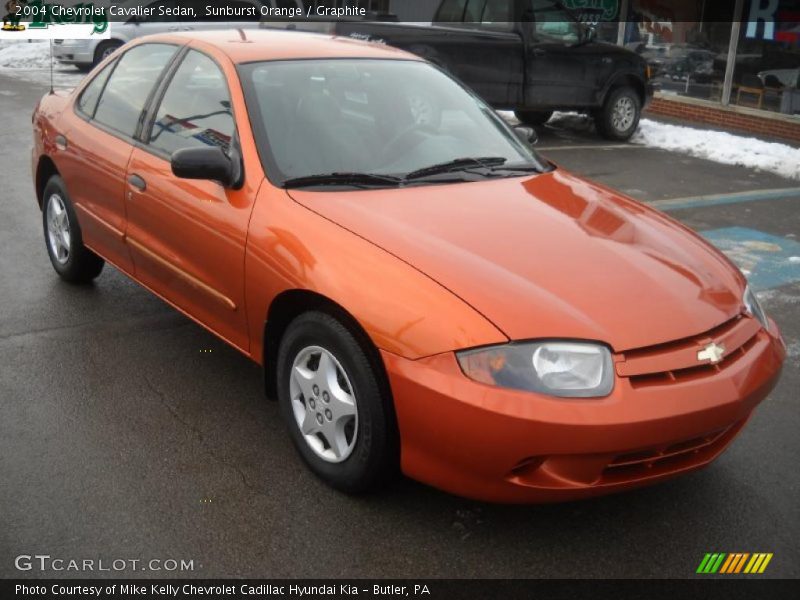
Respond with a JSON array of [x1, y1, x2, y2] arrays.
[[562, 0, 619, 22]]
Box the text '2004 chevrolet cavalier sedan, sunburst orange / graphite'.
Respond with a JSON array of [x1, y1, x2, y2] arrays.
[[31, 30, 785, 503]]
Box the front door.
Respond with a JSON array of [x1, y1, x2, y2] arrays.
[[523, 0, 594, 107], [124, 49, 253, 351]]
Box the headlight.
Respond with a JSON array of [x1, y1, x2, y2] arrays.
[[743, 285, 769, 331], [456, 341, 614, 398]]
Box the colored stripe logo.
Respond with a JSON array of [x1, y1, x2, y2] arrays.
[[697, 553, 773, 574]]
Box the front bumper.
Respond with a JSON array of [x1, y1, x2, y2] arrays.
[[383, 322, 784, 503]]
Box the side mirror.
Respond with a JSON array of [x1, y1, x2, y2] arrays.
[[514, 125, 538, 145], [171, 146, 233, 186], [585, 25, 597, 43]]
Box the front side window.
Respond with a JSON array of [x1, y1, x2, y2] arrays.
[[77, 60, 114, 117], [93, 43, 178, 138], [530, 0, 580, 43], [148, 50, 234, 156], [240, 59, 546, 184]]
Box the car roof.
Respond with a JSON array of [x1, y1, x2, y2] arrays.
[[142, 29, 422, 64]]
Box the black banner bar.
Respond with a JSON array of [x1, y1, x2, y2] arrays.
[[4, 579, 800, 600]]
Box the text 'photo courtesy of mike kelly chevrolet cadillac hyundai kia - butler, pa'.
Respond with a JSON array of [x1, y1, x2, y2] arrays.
[[1, 0, 799, 597]]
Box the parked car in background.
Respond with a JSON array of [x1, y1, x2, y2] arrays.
[[641, 44, 716, 83], [53, 0, 284, 69], [32, 30, 784, 502], [272, 0, 654, 140]]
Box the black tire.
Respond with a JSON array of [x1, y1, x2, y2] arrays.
[[276, 311, 396, 493], [42, 176, 105, 284], [514, 110, 553, 126], [595, 86, 641, 141], [93, 40, 122, 67]]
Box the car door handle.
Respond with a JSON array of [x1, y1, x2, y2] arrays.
[[530, 48, 546, 57], [128, 174, 146, 193]]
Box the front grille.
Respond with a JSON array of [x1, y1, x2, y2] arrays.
[[617, 314, 761, 388], [601, 420, 744, 483]]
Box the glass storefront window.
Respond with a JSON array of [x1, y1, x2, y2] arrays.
[[734, 0, 800, 115], [560, 0, 625, 43], [624, 1, 735, 104]]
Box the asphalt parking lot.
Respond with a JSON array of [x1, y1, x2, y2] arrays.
[[1, 71, 798, 579]]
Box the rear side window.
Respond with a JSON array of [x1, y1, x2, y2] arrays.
[[77, 61, 114, 117], [93, 43, 178, 138], [480, 0, 513, 29], [148, 50, 234, 156]]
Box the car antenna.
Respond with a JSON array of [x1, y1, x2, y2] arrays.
[[49, 39, 54, 95]]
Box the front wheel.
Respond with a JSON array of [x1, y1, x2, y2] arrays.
[[595, 86, 641, 141], [42, 176, 105, 283], [276, 311, 396, 493]]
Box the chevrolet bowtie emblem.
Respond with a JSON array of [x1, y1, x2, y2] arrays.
[[698, 342, 726, 364]]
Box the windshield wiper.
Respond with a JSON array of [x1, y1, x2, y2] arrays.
[[489, 163, 543, 173], [282, 172, 403, 189], [403, 157, 509, 181]]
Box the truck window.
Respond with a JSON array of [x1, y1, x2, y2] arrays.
[[530, 0, 580, 43]]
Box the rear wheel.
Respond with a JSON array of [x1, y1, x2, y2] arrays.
[[276, 311, 395, 493], [595, 86, 641, 141], [93, 40, 122, 67], [514, 110, 553, 126], [42, 176, 104, 284]]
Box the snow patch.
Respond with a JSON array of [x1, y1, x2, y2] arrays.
[[0, 41, 83, 88], [0, 41, 52, 70], [632, 119, 800, 181]]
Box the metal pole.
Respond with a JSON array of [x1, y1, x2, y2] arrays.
[[722, 0, 744, 106], [616, 0, 630, 46]]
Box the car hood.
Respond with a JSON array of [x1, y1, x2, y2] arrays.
[[287, 170, 745, 351]]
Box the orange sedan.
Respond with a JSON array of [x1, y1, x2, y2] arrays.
[[31, 30, 785, 502]]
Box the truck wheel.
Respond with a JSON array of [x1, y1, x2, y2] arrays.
[[596, 86, 641, 141], [276, 311, 396, 493], [514, 110, 553, 126], [93, 41, 122, 67], [42, 176, 105, 284]]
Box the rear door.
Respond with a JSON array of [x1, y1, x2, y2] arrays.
[[431, 0, 524, 107], [57, 43, 179, 273], [124, 49, 254, 351]]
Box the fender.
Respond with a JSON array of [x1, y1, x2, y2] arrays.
[[596, 70, 647, 107]]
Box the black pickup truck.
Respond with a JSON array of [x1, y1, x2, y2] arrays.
[[286, 0, 654, 140]]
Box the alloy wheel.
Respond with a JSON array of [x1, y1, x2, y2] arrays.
[[611, 96, 635, 132], [46, 193, 71, 265], [289, 345, 359, 463]]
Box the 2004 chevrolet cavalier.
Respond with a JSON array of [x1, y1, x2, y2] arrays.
[[31, 30, 785, 502]]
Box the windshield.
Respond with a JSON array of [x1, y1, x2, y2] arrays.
[[239, 59, 548, 187]]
